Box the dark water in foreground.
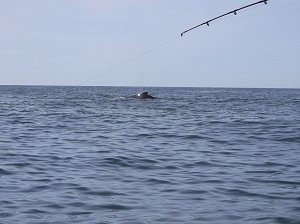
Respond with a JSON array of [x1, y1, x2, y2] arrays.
[[0, 86, 299, 224]]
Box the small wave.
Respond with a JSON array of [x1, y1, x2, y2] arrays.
[[66, 211, 92, 216], [136, 133, 155, 138], [21, 185, 49, 193], [274, 217, 300, 224], [87, 203, 133, 211], [248, 178, 300, 186], [65, 202, 87, 208], [183, 161, 229, 168], [47, 155, 73, 161], [182, 160, 221, 168], [182, 134, 206, 140], [275, 136, 300, 143], [25, 178, 52, 183], [163, 165, 180, 170], [21, 209, 50, 214], [256, 161, 289, 167], [219, 188, 293, 200], [1, 200, 14, 205], [201, 179, 224, 184], [102, 156, 159, 170], [219, 214, 243, 221], [5, 162, 32, 168], [293, 207, 300, 212], [68, 186, 91, 193], [179, 189, 207, 195], [103, 157, 132, 168], [145, 178, 173, 185], [43, 203, 65, 209], [245, 170, 280, 174], [0, 212, 14, 218], [49, 182, 81, 190], [85, 190, 126, 197], [0, 168, 12, 176]]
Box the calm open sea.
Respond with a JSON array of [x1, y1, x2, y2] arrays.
[[0, 85, 299, 224]]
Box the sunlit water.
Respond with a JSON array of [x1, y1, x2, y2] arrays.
[[0, 86, 299, 224]]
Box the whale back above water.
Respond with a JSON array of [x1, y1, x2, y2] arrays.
[[137, 92, 155, 99]]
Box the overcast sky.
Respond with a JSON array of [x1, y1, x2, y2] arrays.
[[1, 0, 299, 88]]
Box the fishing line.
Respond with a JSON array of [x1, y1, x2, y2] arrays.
[[79, 36, 179, 86], [80, 0, 281, 86]]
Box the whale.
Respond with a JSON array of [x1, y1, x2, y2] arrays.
[[136, 92, 155, 99]]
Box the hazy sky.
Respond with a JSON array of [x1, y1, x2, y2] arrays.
[[1, 0, 299, 88]]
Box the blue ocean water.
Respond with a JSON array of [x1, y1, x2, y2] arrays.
[[0, 85, 299, 224]]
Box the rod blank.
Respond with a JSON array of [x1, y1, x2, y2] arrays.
[[181, 0, 268, 36]]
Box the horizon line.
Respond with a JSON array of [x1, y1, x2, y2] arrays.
[[0, 84, 299, 90]]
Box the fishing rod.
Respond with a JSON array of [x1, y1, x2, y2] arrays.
[[80, 0, 271, 85], [181, 0, 268, 36]]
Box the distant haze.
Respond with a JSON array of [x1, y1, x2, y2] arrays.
[[1, 0, 299, 88]]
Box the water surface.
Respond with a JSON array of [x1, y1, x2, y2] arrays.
[[0, 86, 299, 223]]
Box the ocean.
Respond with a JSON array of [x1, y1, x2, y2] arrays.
[[0, 85, 299, 224]]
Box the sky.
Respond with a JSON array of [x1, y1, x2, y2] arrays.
[[1, 0, 299, 88]]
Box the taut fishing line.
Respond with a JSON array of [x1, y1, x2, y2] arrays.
[[80, 0, 277, 86], [79, 36, 179, 86]]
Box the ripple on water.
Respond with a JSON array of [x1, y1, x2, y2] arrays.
[[0, 168, 13, 176], [65, 202, 87, 208], [21, 185, 50, 193], [86, 203, 133, 211], [144, 178, 174, 185], [4, 162, 32, 168], [21, 209, 50, 215], [274, 217, 300, 224], [179, 189, 208, 195], [84, 190, 126, 197], [217, 188, 295, 201], [43, 203, 65, 210], [101, 156, 159, 170], [0, 212, 14, 219], [66, 211, 93, 216]]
